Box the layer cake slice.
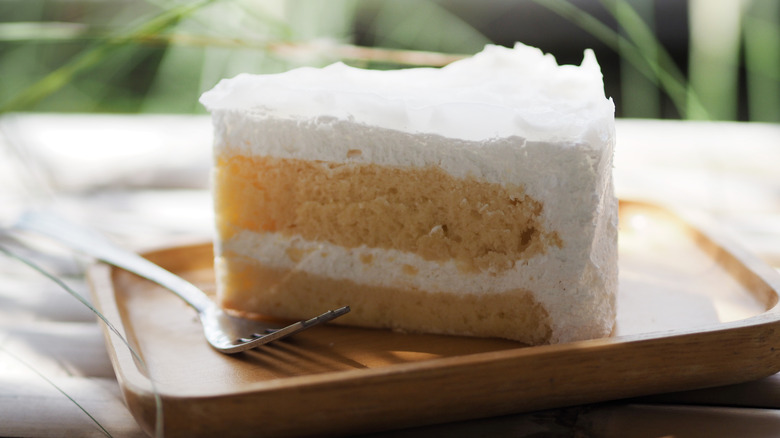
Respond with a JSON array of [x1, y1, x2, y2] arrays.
[[200, 43, 618, 345]]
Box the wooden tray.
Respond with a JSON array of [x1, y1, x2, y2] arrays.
[[87, 201, 780, 437]]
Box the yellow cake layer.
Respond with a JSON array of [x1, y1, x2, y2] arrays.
[[218, 251, 553, 345], [214, 154, 562, 273]]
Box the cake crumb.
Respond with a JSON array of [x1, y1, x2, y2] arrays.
[[402, 264, 419, 275]]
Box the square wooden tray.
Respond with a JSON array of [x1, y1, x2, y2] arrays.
[[87, 201, 780, 437]]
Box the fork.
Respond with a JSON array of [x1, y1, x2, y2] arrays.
[[15, 211, 350, 354]]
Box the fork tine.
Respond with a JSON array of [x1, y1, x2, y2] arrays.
[[234, 306, 351, 347]]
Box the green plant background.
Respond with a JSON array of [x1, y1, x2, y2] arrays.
[[1, 0, 778, 121]]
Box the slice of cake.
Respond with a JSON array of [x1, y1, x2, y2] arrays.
[[200, 42, 617, 345]]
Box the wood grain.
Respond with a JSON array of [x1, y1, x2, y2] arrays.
[[87, 201, 780, 437]]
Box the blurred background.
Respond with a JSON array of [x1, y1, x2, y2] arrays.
[[0, 0, 778, 122]]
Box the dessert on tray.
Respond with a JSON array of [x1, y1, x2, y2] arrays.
[[200, 42, 617, 345]]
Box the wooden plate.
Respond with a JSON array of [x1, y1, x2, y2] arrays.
[[87, 201, 780, 437]]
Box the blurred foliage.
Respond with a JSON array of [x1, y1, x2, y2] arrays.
[[0, 0, 778, 121]]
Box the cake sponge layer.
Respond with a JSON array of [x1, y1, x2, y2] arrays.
[[218, 251, 553, 345], [214, 154, 562, 273]]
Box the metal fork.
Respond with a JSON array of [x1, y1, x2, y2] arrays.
[[15, 211, 350, 354]]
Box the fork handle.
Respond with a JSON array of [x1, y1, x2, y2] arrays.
[[16, 211, 214, 313]]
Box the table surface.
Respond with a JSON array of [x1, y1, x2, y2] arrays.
[[1, 114, 779, 437]]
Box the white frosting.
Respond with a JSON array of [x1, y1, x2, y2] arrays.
[[200, 43, 614, 144], [203, 42, 618, 343]]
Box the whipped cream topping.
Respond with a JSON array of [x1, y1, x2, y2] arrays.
[[200, 43, 614, 145]]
